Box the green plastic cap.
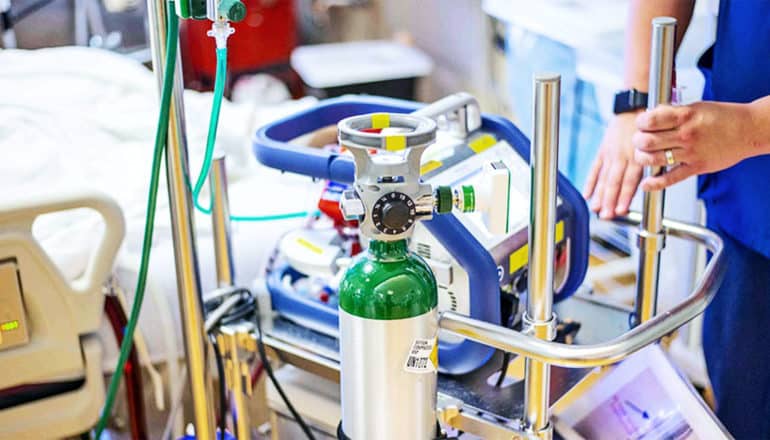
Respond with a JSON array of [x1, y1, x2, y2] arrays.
[[434, 186, 453, 214], [457, 185, 475, 213], [219, 0, 246, 22]]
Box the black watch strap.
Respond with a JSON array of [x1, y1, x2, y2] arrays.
[[613, 89, 648, 114]]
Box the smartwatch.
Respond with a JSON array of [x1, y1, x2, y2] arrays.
[[613, 89, 648, 114]]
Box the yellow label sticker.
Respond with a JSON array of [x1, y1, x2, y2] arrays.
[[509, 220, 565, 274], [420, 160, 442, 175], [385, 135, 406, 151], [468, 134, 497, 154], [509, 244, 529, 275], [371, 113, 390, 129], [429, 337, 439, 370], [296, 238, 323, 255]]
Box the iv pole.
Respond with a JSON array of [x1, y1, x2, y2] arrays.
[[146, 1, 217, 438]]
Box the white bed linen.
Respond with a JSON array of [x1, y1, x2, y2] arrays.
[[0, 46, 323, 366]]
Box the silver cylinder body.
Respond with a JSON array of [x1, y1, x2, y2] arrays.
[[635, 17, 677, 325], [210, 154, 235, 287], [339, 309, 438, 440], [524, 73, 561, 438], [146, 1, 216, 437]]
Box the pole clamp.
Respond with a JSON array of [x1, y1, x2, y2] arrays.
[[522, 312, 558, 342], [635, 228, 666, 252], [216, 322, 256, 396]]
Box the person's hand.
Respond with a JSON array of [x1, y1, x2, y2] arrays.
[[633, 101, 760, 191], [583, 112, 644, 219]]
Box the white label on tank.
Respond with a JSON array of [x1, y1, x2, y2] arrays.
[[404, 338, 437, 373]]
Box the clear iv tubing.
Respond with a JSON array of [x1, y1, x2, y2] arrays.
[[190, 44, 316, 222], [94, 2, 179, 438]]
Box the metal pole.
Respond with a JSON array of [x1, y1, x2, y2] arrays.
[[634, 17, 677, 326], [146, 1, 217, 438], [523, 73, 560, 439], [210, 154, 235, 287], [217, 324, 254, 440], [209, 155, 253, 440]]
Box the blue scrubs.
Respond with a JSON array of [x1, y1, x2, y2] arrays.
[[697, 1, 770, 437]]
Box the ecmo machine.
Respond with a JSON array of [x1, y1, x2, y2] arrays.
[[254, 92, 590, 376], [249, 18, 727, 440]]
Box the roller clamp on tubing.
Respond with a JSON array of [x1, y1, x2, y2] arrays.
[[176, 0, 245, 22]]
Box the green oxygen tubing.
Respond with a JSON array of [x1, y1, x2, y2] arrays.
[[190, 31, 315, 221], [93, 2, 179, 437], [95, 6, 314, 439]]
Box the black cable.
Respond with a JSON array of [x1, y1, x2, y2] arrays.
[[209, 335, 227, 440], [203, 286, 315, 440], [494, 352, 512, 388], [495, 291, 521, 388], [253, 301, 316, 440]]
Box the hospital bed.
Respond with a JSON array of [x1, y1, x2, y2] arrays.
[[0, 45, 323, 438]]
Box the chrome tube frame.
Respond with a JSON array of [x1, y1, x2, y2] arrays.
[[634, 17, 677, 325], [146, 1, 216, 437], [523, 74, 561, 439], [209, 155, 252, 440], [440, 213, 725, 368], [210, 154, 235, 287]]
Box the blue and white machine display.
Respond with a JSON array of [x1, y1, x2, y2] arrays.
[[253, 93, 590, 375]]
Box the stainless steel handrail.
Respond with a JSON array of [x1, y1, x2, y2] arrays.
[[524, 73, 561, 436], [439, 213, 725, 368], [634, 17, 677, 326]]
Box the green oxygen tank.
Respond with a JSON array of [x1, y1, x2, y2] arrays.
[[336, 112, 464, 440], [338, 239, 438, 440]]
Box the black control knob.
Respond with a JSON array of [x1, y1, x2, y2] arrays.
[[372, 192, 416, 235], [382, 202, 410, 230]]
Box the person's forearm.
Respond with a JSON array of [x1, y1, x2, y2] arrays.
[[623, 0, 696, 91], [747, 96, 770, 157]]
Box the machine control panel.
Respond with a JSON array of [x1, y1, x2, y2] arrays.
[[0, 260, 29, 351]]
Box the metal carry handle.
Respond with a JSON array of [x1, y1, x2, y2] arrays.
[[439, 212, 725, 368], [411, 92, 482, 137]]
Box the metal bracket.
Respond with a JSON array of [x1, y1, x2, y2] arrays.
[[521, 312, 557, 342], [635, 229, 666, 253], [437, 394, 539, 440], [216, 322, 256, 397]]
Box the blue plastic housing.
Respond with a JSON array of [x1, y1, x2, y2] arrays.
[[253, 95, 589, 375]]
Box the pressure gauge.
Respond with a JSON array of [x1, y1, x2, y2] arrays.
[[372, 192, 416, 235]]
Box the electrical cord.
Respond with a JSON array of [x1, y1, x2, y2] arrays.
[[209, 335, 227, 440], [93, 2, 178, 437], [104, 295, 148, 440], [494, 293, 521, 389], [201, 286, 314, 439], [253, 304, 317, 440]]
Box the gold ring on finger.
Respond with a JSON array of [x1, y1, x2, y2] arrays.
[[665, 149, 676, 166]]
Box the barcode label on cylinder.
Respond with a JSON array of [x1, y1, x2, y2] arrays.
[[404, 338, 437, 373]]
